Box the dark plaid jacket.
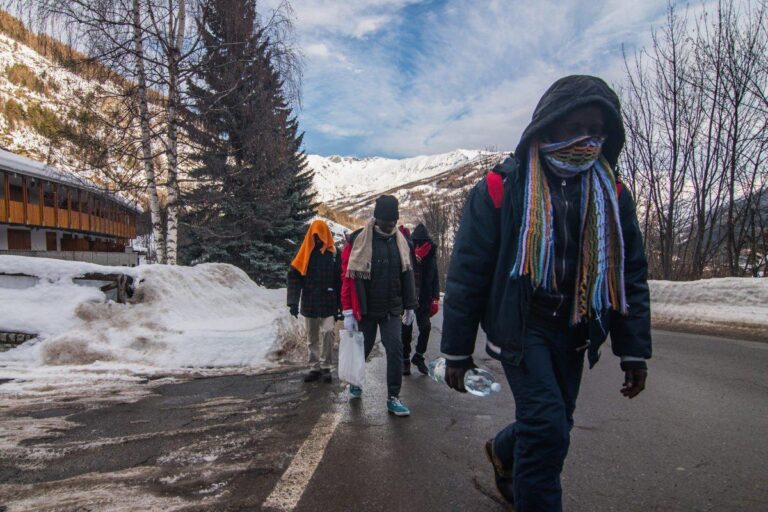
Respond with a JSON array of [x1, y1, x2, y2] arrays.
[[287, 246, 342, 318]]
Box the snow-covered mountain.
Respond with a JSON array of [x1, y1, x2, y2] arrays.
[[307, 149, 508, 225], [309, 149, 487, 203], [0, 12, 149, 202]]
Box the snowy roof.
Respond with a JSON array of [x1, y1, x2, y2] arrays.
[[0, 148, 141, 213]]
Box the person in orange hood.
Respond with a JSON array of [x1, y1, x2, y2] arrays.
[[287, 219, 341, 383]]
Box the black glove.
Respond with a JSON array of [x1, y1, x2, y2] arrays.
[[289, 305, 299, 318], [445, 357, 477, 393], [334, 311, 344, 321]]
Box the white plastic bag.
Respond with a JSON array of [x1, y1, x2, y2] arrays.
[[338, 329, 366, 387]]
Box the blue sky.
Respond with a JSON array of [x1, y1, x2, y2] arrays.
[[272, 0, 690, 158]]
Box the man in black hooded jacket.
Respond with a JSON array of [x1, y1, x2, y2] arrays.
[[401, 223, 440, 375], [441, 76, 651, 511]]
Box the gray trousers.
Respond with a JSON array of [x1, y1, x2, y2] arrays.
[[360, 314, 403, 398], [306, 316, 335, 370]]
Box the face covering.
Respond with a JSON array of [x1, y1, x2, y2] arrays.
[[541, 135, 605, 176], [374, 224, 396, 236]]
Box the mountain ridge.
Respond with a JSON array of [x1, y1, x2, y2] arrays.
[[307, 148, 509, 226]]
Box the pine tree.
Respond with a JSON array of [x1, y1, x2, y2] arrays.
[[181, 0, 315, 287]]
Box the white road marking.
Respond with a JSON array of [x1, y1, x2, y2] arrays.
[[262, 412, 341, 511]]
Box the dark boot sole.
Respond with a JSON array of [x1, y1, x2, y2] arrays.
[[484, 441, 515, 509]]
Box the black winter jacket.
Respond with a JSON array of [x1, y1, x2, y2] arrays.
[[528, 169, 584, 321], [349, 228, 418, 319], [287, 246, 341, 318], [441, 75, 651, 369], [412, 226, 440, 306]]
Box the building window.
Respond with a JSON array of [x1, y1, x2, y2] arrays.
[[46, 231, 57, 251], [58, 186, 69, 208], [44, 182, 55, 207], [9, 175, 23, 201], [27, 179, 39, 205], [8, 228, 31, 250]]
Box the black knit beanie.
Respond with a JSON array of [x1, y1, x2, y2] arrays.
[[374, 195, 399, 222]]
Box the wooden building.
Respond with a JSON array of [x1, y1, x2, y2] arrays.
[[0, 148, 141, 266]]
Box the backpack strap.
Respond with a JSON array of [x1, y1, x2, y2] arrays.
[[486, 172, 504, 209], [488, 172, 622, 207]]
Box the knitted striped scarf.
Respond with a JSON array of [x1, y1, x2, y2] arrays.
[[510, 135, 627, 324]]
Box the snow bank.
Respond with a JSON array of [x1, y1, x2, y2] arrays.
[[650, 278, 768, 341], [0, 256, 296, 377]]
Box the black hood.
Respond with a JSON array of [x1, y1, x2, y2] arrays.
[[514, 75, 625, 168], [412, 223, 430, 242]]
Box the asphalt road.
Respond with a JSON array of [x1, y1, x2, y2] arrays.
[[1, 320, 767, 511], [297, 324, 768, 512]]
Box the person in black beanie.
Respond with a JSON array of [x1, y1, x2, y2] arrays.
[[340, 195, 419, 416]]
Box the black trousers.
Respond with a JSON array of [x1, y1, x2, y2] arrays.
[[359, 314, 403, 397], [494, 320, 586, 512], [401, 304, 431, 360]]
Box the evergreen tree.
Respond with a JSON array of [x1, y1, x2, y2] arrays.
[[181, 0, 315, 287]]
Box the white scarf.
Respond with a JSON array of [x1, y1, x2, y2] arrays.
[[346, 218, 412, 279]]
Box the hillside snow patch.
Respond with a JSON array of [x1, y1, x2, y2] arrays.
[[0, 257, 297, 393]]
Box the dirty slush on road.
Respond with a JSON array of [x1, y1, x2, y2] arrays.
[[0, 368, 340, 511]]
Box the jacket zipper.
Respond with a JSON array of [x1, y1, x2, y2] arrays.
[[555, 179, 569, 316], [561, 179, 569, 280]]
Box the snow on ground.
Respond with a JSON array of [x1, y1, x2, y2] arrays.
[[650, 278, 768, 341], [2, 254, 765, 403], [0, 256, 301, 400]]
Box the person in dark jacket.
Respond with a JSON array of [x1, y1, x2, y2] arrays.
[[441, 75, 652, 511], [287, 219, 341, 383], [340, 195, 418, 416], [401, 223, 440, 375]]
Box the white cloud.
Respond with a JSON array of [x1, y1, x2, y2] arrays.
[[266, 0, 420, 38], [316, 123, 371, 138], [287, 0, 734, 157], [351, 15, 392, 38], [305, 42, 331, 58]]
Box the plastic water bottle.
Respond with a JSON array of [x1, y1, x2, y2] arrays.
[[428, 357, 502, 397]]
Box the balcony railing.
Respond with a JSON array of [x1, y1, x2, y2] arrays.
[[4, 199, 136, 238]]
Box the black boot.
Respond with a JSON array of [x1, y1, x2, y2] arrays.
[[304, 369, 321, 382], [485, 439, 515, 507], [322, 368, 332, 383], [402, 360, 411, 376], [411, 354, 429, 375]]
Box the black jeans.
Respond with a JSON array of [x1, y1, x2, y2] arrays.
[[494, 320, 586, 512], [359, 314, 403, 398], [401, 305, 431, 360]]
